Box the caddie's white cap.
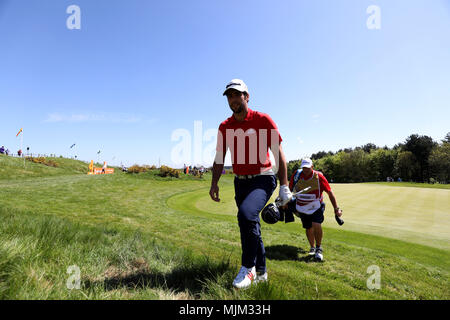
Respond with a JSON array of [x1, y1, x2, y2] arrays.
[[223, 79, 249, 96], [301, 158, 313, 168]]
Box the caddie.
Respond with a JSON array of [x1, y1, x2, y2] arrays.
[[210, 79, 292, 289], [288, 158, 343, 261]]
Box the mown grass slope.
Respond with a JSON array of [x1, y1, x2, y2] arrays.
[[0, 154, 89, 180]]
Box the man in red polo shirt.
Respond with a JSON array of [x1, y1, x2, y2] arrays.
[[288, 158, 343, 261], [210, 79, 292, 289]]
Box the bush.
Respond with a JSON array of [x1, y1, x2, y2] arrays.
[[25, 157, 59, 168], [127, 165, 156, 174], [159, 165, 180, 178]]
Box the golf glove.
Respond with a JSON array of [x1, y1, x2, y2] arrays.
[[278, 185, 293, 206]]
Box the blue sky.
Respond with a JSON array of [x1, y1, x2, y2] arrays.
[[0, 0, 449, 167]]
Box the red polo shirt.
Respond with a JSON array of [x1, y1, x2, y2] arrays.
[[216, 108, 282, 175]]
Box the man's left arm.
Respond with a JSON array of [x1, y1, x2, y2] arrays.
[[266, 114, 291, 204], [274, 143, 292, 205], [276, 144, 288, 186]]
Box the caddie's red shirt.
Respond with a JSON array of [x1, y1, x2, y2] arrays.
[[216, 108, 282, 175]]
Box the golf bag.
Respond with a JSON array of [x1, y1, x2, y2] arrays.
[[261, 198, 296, 224]]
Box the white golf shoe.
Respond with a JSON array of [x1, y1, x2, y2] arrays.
[[308, 247, 316, 256], [232, 266, 256, 289], [315, 247, 324, 261], [255, 271, 268, 284]]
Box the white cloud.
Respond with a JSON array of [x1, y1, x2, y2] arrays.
[[44, 112, 146, 124], [45, 113, 65, 122]]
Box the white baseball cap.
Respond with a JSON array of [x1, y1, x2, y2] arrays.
[[301, 158, 313, 168], [223, 79, 249, 96]]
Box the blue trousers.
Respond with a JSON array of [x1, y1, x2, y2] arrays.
[[234, 175, 277, 273]]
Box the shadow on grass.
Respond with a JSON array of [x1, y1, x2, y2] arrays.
[[266, 245, 316, 263], [83, 257, 235, 299]]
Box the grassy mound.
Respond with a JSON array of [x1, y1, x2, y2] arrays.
[[0, 154, 91, 180]]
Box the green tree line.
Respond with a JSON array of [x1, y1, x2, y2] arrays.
[[287, 133, 450, 184]]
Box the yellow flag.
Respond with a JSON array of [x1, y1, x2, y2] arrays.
[[16, 128, 23, 137]]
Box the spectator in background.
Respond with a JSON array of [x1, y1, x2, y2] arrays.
[[0, 146, 5, 154], [18, 149, 22, 157], [5, 148, 10, 156]]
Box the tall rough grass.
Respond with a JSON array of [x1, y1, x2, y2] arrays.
[[0, 207, 288, 299]]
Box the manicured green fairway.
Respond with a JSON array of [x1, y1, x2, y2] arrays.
[[193, 182, 450, 250], [0, 156, 448, 299], [323, 184, 450, 250]]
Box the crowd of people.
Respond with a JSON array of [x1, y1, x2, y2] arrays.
[[183, 164, 207, 177], [0, 146, 40, 158], [0, 145, 16, 156]]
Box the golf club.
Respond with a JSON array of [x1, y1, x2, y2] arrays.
[[275, 186, 312, 207], [276, 186, 345, 226]]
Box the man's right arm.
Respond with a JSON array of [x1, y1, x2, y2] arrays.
[[210, 126, 226, 202], [210, 153, 225, 202]]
